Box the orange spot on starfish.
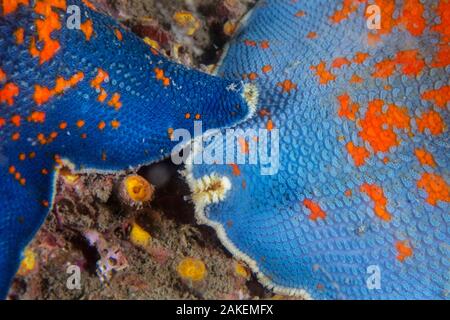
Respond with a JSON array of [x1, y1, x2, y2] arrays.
[[303, 199, 326, 221], [417, 173, 450, 206], [360, 183, 392, 221]]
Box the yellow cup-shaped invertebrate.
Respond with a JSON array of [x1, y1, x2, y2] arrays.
[[234, 262, 249, 279], [130, 222, 152, 247], [173, 11, 201, 36], [59, 167, 79, 184], [17, 248, 36, 276], [177, 257, 207, 282], [123, 174, 154, 203]]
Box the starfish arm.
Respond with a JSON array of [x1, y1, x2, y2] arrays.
[[0, 0, 257, 297], [186, 0, 449, 299]]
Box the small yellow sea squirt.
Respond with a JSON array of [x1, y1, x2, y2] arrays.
[[177, 257, 207, 282], [130, 222, 152, 247], [120, 174, 155, 206]]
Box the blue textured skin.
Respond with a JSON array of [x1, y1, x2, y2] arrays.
[[0, 0, 252, 297], [191, 0, 449, 299]]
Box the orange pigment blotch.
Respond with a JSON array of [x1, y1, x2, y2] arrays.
[[91, 69, 109, 89], [0, 82, 19, 106], [98, 121, 106, 130], [306, 32, 317, 39], [395, 49, 425, 77], [415, 110, 445, 136], [310, 61, 336, 85], [114, 28, 123, 41], [33, 72, 84, 105], [431, 0, 450, 43], [229, 163, 241, 176], [81, 0, 96, 10], [360, 183, 391, 221], [80, 19, 94, 41], [108, 92, 122, 110], [277, 79, 297, 93], [248, 72, 258, 81], [431, 44, 450, 68], [367, 0, 397, 44], [337, 93, 359, 121], [266, 119, 274, 131], [238, 138, 249, 154], [353, 52, 369, 64], [244, 39, 256, 47], [33, 0, 67, 64], [358, 100, 411, 153], [10, 114, 21, 127], [261, 65, 272, 73], [330, 0, 365, 24], [350, 74, 363, 84], [398, 0, 426, 37], [260, 40, 269, 49], [331, 57, 351, 69], [414, 148, 436, 167], [396, 241, 413, 262], [421, 85, 449, 109], [372, 59, 396, 78], [0, 118, 5, 127], [295, 10, 305, 17], [0, 68, 6, 82], [111, 119, 120, 128], [14, 28, 25, 45], [2, 0, 29, 15], [417, 173, 450, 206], [303, 199, 326, 221], [346, 142, 370, 167], [154, 67, 170, 86], [345, 189, 352, 197]]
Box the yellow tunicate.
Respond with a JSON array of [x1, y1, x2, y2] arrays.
[[17, 248, 36, 276], [124, 174, 153, 202], [59, 167, 79, 184], [177, 257, 206, 281], [223, 20, 236, 36], [143, 37, 160, 50], [234, 262, 249, 279], [173, 11, 201, 36], [130, 222, 152, 247]]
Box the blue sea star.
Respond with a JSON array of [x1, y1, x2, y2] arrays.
[[185, 0, 449, 299], [0, 0, 255, 297]]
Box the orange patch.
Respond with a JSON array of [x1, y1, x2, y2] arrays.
[[111, 119, 120, 128], [114, 28, 123, 41], [398, 0, 425, 37], [310, 61, 336, 85], [0, 82, 19, 106], [396, 241, 413, 262], [0, 68, 6, 82], [372, 59, 396, 78], [330, 0, 365, 24], [80, 19, 94, 41], [421, 85, 449, 109], [414, 148, 436, 167], [306, 32, 317, 39], [260, 40, 269, 49], [353, 52, 369, 64], [431, 44, 450, 68], [10, 114, 21, 127], [266, 119, 274, 131], [2, 0, 29, 15], [248, 72, 258, 81], [337, 93, 359, 121], [303, 199, 326, 221], [14, 28, 25, 44], [360, 183, 391, 221], [346, 142, 370, 167], [417, 173, 450, 206], [98, 121, 106, 130], [367, 0, 397, 44], [349, 74, 363, 84], [90, 69, 109, 89], [154, 67, 171, 86], [395, 49, 425, 76], [359, 100, 411, 153], [295, 10, 305, 17], [33, 72, 84, 105], [261, 65, 272, 74], [415, 110, 445, 135], [244, 39, 256, 47], [277, 79, 297, 93], [238, 138, 249, 154], [108, 92, 122, 110], [81, 0, 96, 10], [0, 118, 5, 127], [431, 0, 450, 43], [229, 163, 241, 176], [33, 0, 67, 64], [331, 57, 350, 69]]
